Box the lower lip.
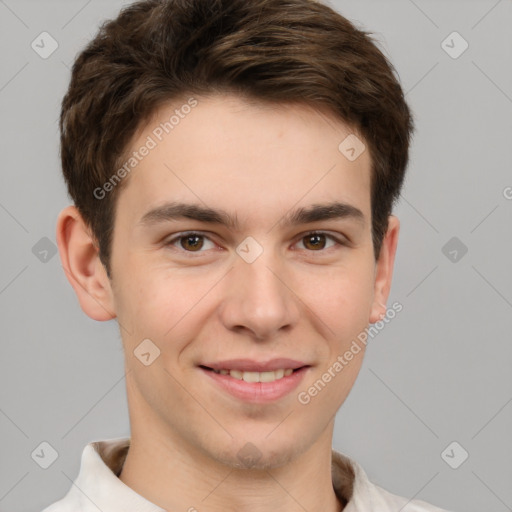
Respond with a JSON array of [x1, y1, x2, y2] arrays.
[[200, 366, 309, 403]]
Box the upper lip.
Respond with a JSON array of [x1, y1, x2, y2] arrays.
[[200, 358, 309, 372]]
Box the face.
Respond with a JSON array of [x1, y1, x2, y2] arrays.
[[76, 93, 397, 469]]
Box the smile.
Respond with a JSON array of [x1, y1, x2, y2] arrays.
[[199, 365, 310, 403]]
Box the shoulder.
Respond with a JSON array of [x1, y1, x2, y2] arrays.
[[366, 481, 453, 512], [332, 450, 453, 512], [40, 497, 75, 512]]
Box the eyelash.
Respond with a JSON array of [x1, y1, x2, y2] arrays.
[[164, 231, 347, 255]]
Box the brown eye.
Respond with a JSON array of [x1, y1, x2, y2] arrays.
[[180, 234, 204, 251], [166, 232, 216, 253], [295, 232, 344, 252], [303, 233, 327, 250]]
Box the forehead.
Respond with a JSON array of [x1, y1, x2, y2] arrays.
[[116, 93, 372, 228]]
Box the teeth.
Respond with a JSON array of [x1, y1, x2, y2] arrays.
[[230, 369, 244, 380], [211, 368, 295, 382]]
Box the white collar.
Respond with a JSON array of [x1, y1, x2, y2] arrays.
[[42, 437, 449, 512]]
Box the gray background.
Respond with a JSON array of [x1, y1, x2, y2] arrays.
[[1, 1, 511, 511]]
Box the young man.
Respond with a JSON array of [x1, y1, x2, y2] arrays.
[[45, 0, 451, 510]]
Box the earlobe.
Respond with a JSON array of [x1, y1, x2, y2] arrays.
[[369, 215, 400, 324], [56, 205, 116, 321]]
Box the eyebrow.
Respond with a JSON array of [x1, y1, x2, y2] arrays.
[[138, 200, 365, 231]]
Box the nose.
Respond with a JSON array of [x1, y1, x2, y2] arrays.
[[218, 250, 301, 340]]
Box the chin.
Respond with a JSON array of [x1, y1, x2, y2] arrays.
[[212, 437, 305, 472]]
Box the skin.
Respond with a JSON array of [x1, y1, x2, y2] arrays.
[[56, 92, 399, 512]]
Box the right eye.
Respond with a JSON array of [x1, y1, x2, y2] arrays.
[[165, 232, 217, 253]]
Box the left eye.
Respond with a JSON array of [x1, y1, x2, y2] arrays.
[[295, 232, 340, 251], [166, 231, 342, 253]]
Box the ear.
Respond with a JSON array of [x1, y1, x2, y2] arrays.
[[56, 205, 116, 321], [369, 215, 400, 324]]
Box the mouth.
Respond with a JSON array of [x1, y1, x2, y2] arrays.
[[198, 363, 311, 403]]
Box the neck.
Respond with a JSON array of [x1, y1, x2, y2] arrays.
[[119, 422, 343, 512]]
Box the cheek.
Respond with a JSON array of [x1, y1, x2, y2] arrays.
[[298, 261, 375, 337], [111, 263, 170, 343], [113, 262, 216, 355]]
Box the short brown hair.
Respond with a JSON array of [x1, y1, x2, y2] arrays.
[[60, 0, 414, 277]]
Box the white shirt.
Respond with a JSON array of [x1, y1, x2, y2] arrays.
[[41, 437, 451, 512]]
